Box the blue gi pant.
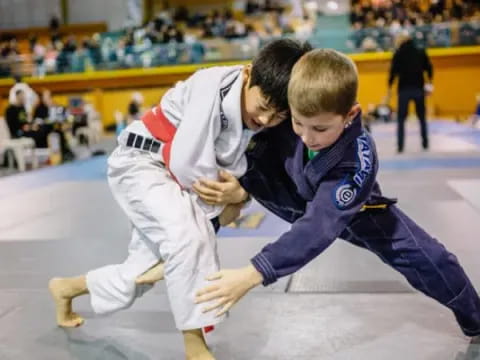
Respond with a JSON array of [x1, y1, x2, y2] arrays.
[[342, 205, 480, 336]]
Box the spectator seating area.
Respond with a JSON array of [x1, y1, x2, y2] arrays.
[[0, 90, 102, 172], [348, 0, 480, 51], [1, 0, 479, 78], [0, 2, 313, 78]]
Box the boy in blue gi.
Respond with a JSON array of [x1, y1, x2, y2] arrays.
[[193, 49, 480, 337]]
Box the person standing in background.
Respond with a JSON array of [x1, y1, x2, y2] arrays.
[[388, 33, 433, 153], [127, 91, 144, 124]]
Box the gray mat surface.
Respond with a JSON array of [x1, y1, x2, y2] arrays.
[[288, 240, 414, 293]]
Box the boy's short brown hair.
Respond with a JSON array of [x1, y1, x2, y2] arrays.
[[288, 49, 358, 117]]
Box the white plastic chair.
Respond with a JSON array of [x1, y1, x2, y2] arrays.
[[0, 117, 38, 172], [75, 104, 103, 146]]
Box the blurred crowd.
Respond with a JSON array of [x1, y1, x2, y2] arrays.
[[349, 0, 480, 51], [0, 1, 313, 78], [350, 0, 479, 28], [1, 0, 479, 78]]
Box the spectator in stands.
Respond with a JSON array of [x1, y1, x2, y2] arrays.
[[64, 35, 77, 54], [0, 44, 11, 78], [163, 25, 184, 43], [88, 34, 103, 69], [44, 42, 58, 74], [429, 0, 446, 18], [33, 89, 51, 121], [8, 75, 38, 122], [246, 0, 261, 14], [361, 36, 381, 51], [55, 41, 70, 74], [30, 36, 46, 77], [451, 0, 465, 20], [350, 3, 365, 25], [7, 38, 19, 56], [33, 89, 74, 161], [101, 37, 118, 65], [6, 89, 48, 148], [388, 32, 433, 153], [5, 89, 28, 138]]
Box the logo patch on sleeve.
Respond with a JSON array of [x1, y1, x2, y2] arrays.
[[353, 134, 373, 188], [335, 183, 357, 209]]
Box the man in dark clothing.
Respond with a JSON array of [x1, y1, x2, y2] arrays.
[[33, 89, 74, 160], [5, 89, 28, 138], [388, 34, 433, 153], [6, 89, 48, 148]]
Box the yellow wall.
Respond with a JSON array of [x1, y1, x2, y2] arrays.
[[47, 88, 171, 125], [100, 87, 170, 124], [352, 47, 480, 118]]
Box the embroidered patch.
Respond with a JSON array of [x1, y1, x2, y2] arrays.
[[335, 183, 357, 209], [353, 134, 373, 188]]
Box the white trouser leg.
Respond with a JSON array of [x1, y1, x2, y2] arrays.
[[87, 145, 224, 330], [86, 226, 159, 314]]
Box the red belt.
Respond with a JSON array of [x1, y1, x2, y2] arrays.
[[141, 106, 176, 170]]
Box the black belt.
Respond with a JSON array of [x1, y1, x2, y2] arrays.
[[126, 132, 162, 153]]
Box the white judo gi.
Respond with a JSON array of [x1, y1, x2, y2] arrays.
[[86, 65, 255, 330]]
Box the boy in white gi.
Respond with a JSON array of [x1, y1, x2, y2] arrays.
[[48, 39, 311, 360]]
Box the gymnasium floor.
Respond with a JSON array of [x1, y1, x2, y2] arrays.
[[0, 120, 479, 360]]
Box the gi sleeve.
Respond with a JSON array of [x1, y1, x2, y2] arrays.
[[241, 125, 306, 224], [251, 159, 377, 286]]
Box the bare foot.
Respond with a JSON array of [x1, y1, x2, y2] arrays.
[[184, 329, 215, 360], [186, 352, 215, 360], [48, 278, 85, 327], [136, 262, 165, 285]]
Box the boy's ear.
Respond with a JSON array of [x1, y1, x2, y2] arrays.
[[243, 64, 252, 85], [347, 103, 361, 122]]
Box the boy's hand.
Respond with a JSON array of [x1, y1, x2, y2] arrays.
[[195, 265, 263, 317], [193, 170, 248, 205], [219, 203, 243, 226]]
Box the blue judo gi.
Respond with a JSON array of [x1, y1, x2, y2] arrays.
[[240, 114, 480, 337]]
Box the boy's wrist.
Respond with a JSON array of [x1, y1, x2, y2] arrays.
[[245, 264, 264, 288]]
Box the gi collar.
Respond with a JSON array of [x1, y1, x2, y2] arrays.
[[293, 112, 363, 200], [219, 66, 243, 131]]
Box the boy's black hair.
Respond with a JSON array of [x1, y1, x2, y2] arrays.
[[250, 39, 312, 113]]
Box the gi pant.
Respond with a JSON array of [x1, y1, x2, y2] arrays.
[[86, 143, 225, 330], [342, 205, 480, 336]]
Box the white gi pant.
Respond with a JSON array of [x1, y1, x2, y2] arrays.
[[86, 140, 225, 330]]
